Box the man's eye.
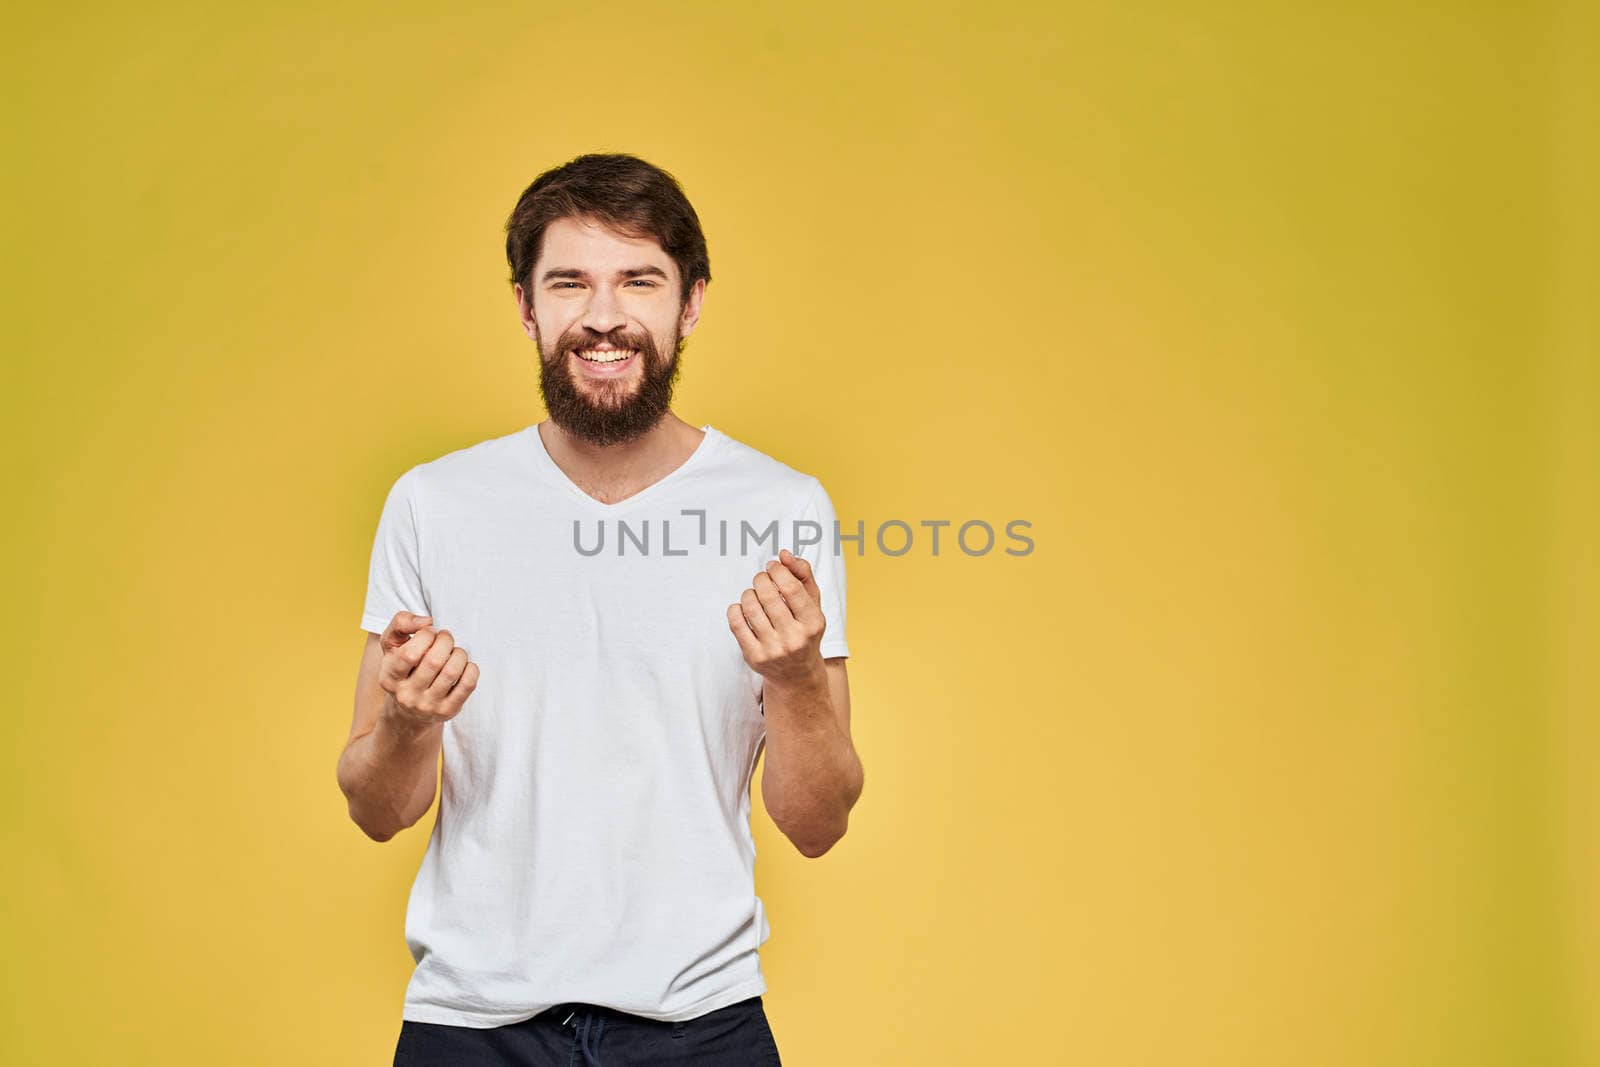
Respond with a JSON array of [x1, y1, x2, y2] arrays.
[[552, 282, 580, 289], [627, 280, 655, 288]]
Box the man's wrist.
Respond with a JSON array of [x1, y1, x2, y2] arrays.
[[376, 699, 442, 747], [761, 655, 829, 701]]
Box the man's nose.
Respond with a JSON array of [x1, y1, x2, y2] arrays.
[[580, 287, 626, 334]]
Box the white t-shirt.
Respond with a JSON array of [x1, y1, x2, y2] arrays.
[[359, 422, 849, 1027]]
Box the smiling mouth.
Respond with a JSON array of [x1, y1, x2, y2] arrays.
[[575, 348, 638, 364]]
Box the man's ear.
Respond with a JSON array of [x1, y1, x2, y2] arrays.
[[513, 284, 537, 339], [679, 277, 706, 338]]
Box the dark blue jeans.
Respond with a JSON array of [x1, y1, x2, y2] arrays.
[[392, 995, 782, 1066]]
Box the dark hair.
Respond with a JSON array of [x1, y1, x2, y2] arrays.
[[505, 153, 711, 308]]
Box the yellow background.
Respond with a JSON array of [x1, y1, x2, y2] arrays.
[[6, 1, 1595, 1064]]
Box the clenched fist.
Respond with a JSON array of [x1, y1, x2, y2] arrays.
[[727, 548, 827, 685], [378, 610, 480, 730]]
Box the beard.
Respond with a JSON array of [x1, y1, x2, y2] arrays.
[[534, 321, 686, 448]]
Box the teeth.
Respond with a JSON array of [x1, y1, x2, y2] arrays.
[[578, 349, 636, 363]]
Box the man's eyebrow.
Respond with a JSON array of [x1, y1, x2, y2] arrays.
[[539, 265, 670, 283]]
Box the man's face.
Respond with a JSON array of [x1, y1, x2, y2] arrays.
[[515, 215, 704, 447]]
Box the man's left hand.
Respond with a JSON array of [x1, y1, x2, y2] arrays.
[[727, 547, 828, 685]]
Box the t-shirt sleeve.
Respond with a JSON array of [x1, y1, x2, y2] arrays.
[[797, 478, 850, 659], [360, 468, 431, 635]]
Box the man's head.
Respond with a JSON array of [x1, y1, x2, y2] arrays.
[[506, 154, 711, 447]]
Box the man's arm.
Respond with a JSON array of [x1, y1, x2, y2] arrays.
[[728, 549, 864, 858], [337, 613, 475, 842], [760, 656, 862, 857]]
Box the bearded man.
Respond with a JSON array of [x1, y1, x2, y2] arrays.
[[337, 152, 863, 1066]]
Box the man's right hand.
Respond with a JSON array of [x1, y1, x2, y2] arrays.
[[378, 610, 480, 730]]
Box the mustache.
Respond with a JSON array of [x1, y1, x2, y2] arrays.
[[557, 332, 652, 354]]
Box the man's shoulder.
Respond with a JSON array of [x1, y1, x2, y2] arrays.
[[399, 425, 533, 489], [704, 426, 826, 508]]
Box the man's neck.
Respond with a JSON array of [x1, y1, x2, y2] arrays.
[[537, 412, 705, 504]]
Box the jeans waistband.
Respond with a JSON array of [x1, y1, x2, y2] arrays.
[[550, 1004, 609, 1066]]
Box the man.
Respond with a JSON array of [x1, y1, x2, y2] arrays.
[[336, 153, 863, 1066]]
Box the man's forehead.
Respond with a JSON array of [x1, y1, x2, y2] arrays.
[[541, 216, 668, 261]]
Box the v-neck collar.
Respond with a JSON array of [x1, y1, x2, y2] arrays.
[[525, 421, 722, 511]]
